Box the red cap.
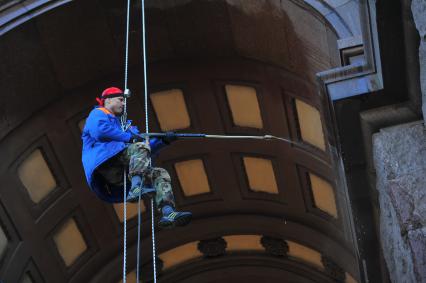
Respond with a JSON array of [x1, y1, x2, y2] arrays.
[[96, 87, 124, 106]]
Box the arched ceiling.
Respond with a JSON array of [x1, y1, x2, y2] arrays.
[[0, 0, 361, 39], [0, 0, 340, 139], [0, 1, 360, 282]]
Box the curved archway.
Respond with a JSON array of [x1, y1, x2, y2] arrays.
[[0, 1, 361, 282], [0, 0, 355, 40], [92, 252, 342, 283]]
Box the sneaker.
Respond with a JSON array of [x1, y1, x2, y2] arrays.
[[158, 211, 192, 229], [126, 186, 156, 203]]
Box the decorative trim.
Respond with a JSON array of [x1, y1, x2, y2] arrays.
[[214, 80, 268, 136], [282, 91, 330, 162], [317, 0, 383, 100], [260, 236, 289, 257], [321, 255, 346, 282], [0, 200, 20, 274], [0, 0, 72, 36], [164, 154, 221, 207], [198, 238, 227, 257], [66, 106, 92, 149], [297, 165, 342, 227], [46, 207, 98, 278], [231, 153, 286, 204], [9, 135, 70, 220], [303, 0, 353, 39], [18, 259, 45, 283], [140, 257, 164, 280], [159, 254, 339, 283], [149, 83, 199, 134]]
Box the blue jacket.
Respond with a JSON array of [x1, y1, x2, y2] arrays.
[[81, 107, 165, 203]]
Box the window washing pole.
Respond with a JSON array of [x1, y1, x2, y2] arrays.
[[138, 133, 296, 144]]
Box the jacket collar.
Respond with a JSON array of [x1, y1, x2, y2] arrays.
[[97, 107, 115, 116]]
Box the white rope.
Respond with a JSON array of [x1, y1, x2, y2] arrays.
[[121, 0, 131, 282], [121, 0, 131, 128], [122, 170, 128, 283], [151, 198, 157, 283], [136, 190, 142, 282], [120, 0, 156, 281], [142, 0, 149, 134], [140, 0, 158, 281], [124, 0, 130, 90]]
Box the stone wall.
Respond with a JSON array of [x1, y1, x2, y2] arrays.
[[372, 2, 426, 282], [411, 0, 426, 119], [373, 121, 426, 282]]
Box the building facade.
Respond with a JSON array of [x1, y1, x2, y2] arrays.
[[0, 0, 425, 282]]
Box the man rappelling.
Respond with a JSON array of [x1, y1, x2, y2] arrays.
[[81, 87, 192, 228]]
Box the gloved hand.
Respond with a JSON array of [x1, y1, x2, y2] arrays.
[[130, 133, 144, 143], [161, 131, 178, 144]]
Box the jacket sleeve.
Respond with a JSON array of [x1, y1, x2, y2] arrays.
[[87, 111, 132, 142], [127, 123, 141, 135]]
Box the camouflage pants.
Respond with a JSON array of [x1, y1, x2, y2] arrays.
[[96, 142, 175, 208]]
